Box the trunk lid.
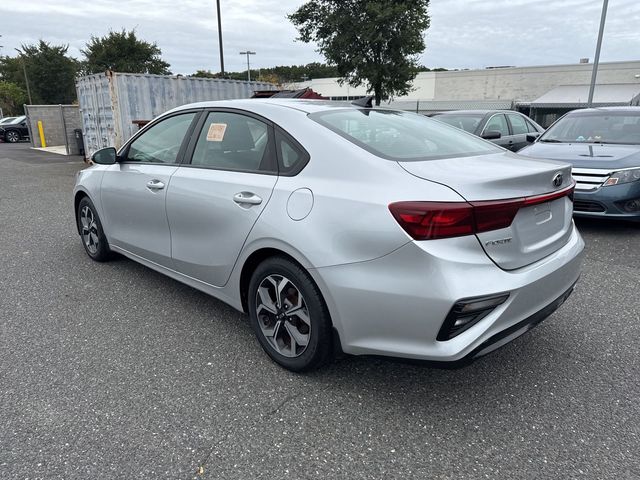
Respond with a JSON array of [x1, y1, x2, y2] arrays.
[[398, 151, 574, 270]]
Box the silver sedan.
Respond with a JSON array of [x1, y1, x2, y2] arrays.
[[74, 99, 584, 371]]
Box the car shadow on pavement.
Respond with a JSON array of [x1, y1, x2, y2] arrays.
[[574, 217, 639, 234], [314, 331, 572, 398]]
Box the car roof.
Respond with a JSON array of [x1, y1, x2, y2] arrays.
[[169, 98, 396, 115]]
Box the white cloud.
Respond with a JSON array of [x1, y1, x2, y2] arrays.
[[0, 0, 638, 75]]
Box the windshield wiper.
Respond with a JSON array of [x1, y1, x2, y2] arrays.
[[539, 138, 563, 143]]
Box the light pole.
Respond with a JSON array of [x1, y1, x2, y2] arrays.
[[15, 48, 33, 104], [240, 51, 256, 82], [587, 0, 609, 107], [216, 0, 225, 75]]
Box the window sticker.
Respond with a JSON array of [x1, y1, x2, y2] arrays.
[[206, 123, 227, 142]]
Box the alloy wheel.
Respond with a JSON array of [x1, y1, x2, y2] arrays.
[[255, 274, 311, 358], [6, 131, 19, 143], [80, 205, 99, 254]]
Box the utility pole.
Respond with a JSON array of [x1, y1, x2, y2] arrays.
[[15, 48, 33, 104], [240, 51, 256, 82], [216, 0, 225, 75], [587, 0, 609, 107]]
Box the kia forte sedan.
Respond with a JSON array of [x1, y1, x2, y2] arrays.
[[519, 107, 640, 221], [74, 98, 583, 371]]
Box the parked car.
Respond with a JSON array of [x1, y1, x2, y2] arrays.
[[431, 110, 544, 151], [0, 115, 29, 143], [74, 98, 583, 372], [0, 116, 17, 125], [519, 107, 640, 221]]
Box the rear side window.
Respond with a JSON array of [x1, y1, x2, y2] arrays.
[[190, 112, 276, 173], [275, 130, 309, 175], [507, 113, 528, 135], [525, 119, 540, 133], [310, 109, 500, 161]]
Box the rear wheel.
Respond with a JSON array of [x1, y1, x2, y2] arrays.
[[77, 197, 110, 262], [5, 130, 20, 143], [248, 257, 333, 372]]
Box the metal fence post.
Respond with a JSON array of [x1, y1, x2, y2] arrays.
[[24, 104, 35, 147], [59, 104, 70, 155]]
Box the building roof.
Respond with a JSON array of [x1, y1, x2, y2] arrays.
[[531, 83, 640, 108]]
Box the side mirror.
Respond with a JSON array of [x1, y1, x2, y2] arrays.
[[526, 133, 541, 143], [482, 130, 502, 140], [91, 147, 117, 165]]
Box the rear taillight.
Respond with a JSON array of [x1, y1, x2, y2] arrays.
[[387, 202, 475, 240], [389, 183, 575, 240]]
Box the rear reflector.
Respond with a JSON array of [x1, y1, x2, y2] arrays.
[[389, 183, 575, 240], [437, 293, 510, 340]]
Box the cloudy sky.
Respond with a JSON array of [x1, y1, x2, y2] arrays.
[[0, 0, 639, 75]]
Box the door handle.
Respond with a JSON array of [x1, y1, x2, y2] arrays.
[[233, 192, 262, 206], [146, 179, 165, 190]]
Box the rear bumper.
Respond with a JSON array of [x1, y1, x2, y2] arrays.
[[573, 182, 640, 221], [439, 280, 577, 367], [311, 224, 584, 362]]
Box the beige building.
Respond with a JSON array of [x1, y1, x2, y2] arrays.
[[293, 60, 640, 126]]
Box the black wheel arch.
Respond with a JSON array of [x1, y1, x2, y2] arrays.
[[74, 191, 91, 234], [239, 247, 344, 356]]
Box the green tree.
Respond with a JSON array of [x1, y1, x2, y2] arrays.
[[82, 29, 171, 75], [190, 63, 340, 84], [0, 81, 27, 115], [289, 1, 430, 105], [0, 41, 79, 104]]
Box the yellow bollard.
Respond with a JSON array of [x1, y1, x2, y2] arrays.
[[37, 120, 46, 148]]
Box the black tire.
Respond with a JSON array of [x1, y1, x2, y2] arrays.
[[5, 130, 20, 143], [248, 256, 333, 372], [76, 197, 111, 262]]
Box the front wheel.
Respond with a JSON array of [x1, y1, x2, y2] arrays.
[[76, 197, 111, 262], [248, 257, 333, 372], [5, 130, 20, 143]]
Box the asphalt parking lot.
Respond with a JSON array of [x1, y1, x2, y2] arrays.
[[0, 142, 639, 480]]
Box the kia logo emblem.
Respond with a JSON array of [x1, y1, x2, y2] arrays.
[[552, 173, 563, 188]]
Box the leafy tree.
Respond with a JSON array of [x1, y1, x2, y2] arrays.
[[256, 72, 281, 85], [191, 69, 224, 79], [0, 41, 79, 104], [0, 81, 27, 115], [289, 0, 430, 105], [82, 29, 171, 75], [190, 63, 340, 84]]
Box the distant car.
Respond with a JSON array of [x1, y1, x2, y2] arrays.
[[519, 107, 640, 222], [431, 110, 544, 151], [0, 115, 29, 143], [74, 98, 583, 372]]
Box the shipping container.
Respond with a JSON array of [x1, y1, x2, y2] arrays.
[[76, 71, 276, 158]]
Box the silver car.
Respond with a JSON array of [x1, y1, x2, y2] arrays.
[[74, 99, 584, 371]]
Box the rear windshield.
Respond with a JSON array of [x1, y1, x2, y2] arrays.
[[540, 111, 640, 145], [432, 114, 483, 133], [309, 109, 501, 161]]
